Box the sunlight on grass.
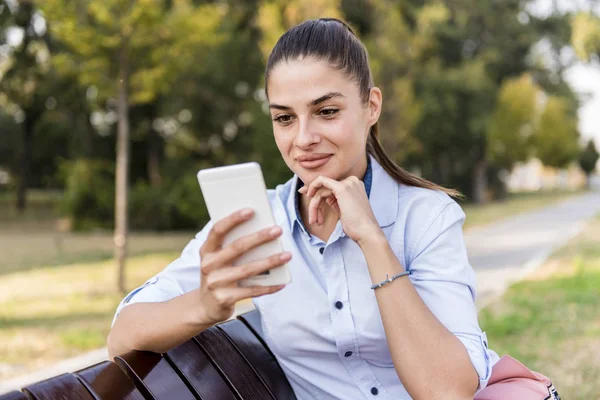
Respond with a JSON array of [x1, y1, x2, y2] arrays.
[[0, 252, 180, 378], [480, 215, 600, 400]]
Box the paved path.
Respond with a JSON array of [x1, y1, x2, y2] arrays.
[[469, 189, 600, 308], [2, 188, 600, 394]]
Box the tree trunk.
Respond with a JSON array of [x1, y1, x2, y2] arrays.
[[16, 111, 36, 212], [115, 44, 130, 294], [472, 158, 488, 204]]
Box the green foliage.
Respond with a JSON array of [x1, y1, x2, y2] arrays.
[[58, 159, 212, 231], [579, 139, 599, 175], [0, 0, 591, 227], [40, 0, 225, 106], [571, 12, 600, 62], [487, 74, 539, 170], [533, 96, 580, 168], [0, 111, 20, 175], [129, 171, 209, 231], [59, 159, 115, 230]]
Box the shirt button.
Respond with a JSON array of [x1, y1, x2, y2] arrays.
[[371, 387, 379, 395], [344, 351, 352, 357], [319, 247, 325, 255], [335, 301, 343, 310]]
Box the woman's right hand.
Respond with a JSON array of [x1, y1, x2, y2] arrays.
[[197, 208, 290, 325]]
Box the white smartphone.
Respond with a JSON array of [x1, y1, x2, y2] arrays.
[[197, 162, 291, 287]]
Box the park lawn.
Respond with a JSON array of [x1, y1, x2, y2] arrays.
[[462, 189, 582, 230], [479, 214, 600, 400], [0, 252, 181, 380]]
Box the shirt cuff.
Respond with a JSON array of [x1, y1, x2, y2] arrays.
[[455, 331, 493, 393]]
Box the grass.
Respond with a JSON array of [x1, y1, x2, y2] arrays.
[[462, 189, 582, 230], [479, 214, 600, 400], [0, 252, 180, 380]]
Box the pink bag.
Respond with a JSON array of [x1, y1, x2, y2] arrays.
[[474, 355, 560, 400]]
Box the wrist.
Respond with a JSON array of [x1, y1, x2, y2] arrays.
[[357, 228, 387, 250], [186, 289, 218, 328]]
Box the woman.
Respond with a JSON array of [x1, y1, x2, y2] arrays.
[[108, 18, 495, 399]]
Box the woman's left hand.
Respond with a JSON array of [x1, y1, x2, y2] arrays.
[[299, 175, 383, 245]]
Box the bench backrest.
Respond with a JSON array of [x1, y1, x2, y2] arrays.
[[0, 311, 296, 400]]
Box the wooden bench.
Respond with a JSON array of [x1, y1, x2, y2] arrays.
[[0, 311, 297, 400]]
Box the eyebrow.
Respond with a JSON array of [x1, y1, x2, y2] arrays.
[[269, 92, 345, 111]]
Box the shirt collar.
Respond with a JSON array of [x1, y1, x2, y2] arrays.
[[286, 155, 397, 236]]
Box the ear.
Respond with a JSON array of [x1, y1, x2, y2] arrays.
[[366, 87, 382, 128]]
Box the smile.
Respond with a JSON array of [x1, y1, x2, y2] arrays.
[[296, 154, 333, 169]]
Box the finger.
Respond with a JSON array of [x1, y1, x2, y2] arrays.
[[330, 198, 341, 214], [208, 251, 292, 287], [201, 208, 254, 254], [203, 225, 283, 275], [306, 176, 342, 197], [308, 188, 333, 224], [229, 284, 287, 303], [317, 207, 324, 225]]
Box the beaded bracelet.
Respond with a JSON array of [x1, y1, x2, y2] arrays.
[[370, 270, 412, 290]]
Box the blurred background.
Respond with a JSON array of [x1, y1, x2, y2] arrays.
[[0, 0, 599, 398]]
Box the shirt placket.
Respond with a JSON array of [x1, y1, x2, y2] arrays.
[[323, 239, 389, 399]]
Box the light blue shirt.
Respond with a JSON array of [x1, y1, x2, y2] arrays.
[[113, 155, 495, 399]]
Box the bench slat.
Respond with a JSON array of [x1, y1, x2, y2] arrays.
[[23, 373, 94, 400], [236, 311, 264, 342], [115, 352, 196, 400], [236, 311, 280, 360], [194, 327, 274, 399], [0, 391, 29, 400], [218, 319, 296, 400], [75, 360, 144, 400], [164, 339, 237, 400]]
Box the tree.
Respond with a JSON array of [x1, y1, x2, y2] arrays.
[[396, 0, 543, 203], [487, 74, 540, 170], [40, 0, 223, 293], [532, 95, 580, 168], [579, 139, 599, 188], [571, 12, 600, 62], [0, 0, 52, 211]]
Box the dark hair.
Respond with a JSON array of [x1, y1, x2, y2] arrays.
[[264, 18, 461, 198]]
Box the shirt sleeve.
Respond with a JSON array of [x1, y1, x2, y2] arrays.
[[111, 221, 213, 327], [406, 200, 493, 393]]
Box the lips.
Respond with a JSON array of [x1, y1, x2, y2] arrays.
[[296, 154, 333, 169]]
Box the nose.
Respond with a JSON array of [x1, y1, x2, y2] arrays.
[[294, 116, 320, 149]]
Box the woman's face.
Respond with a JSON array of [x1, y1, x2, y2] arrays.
[[267, 58, 382, 185]]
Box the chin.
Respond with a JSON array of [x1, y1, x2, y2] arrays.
[[296, 165, 341, 185]]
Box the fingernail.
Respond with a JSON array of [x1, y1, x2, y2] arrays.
[[241, 208, 253, 217], [280, 252, 291, 261], [270, 226, 282, 235]]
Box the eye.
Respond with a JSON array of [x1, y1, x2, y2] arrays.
[[273, 114, 294, 125], [319, 108, 339, 117]]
